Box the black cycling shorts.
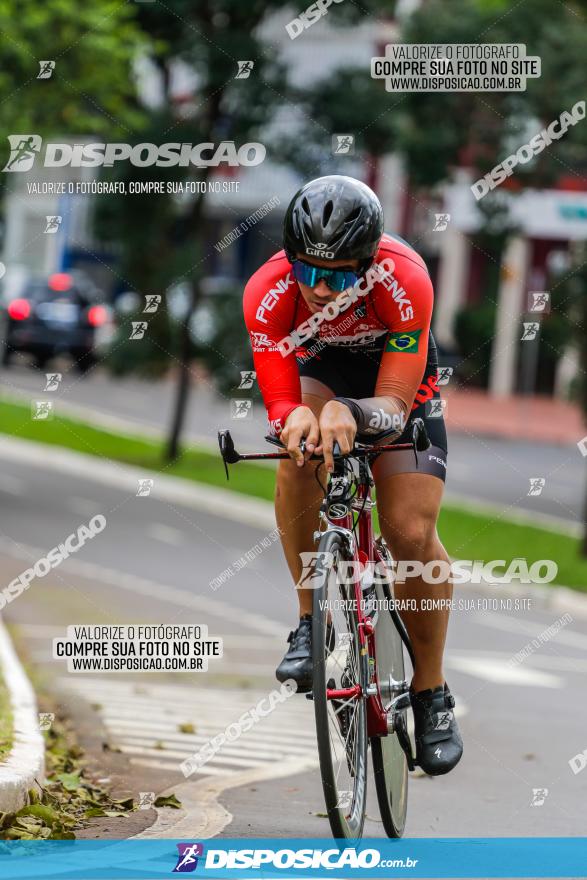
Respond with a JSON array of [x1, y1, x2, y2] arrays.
[[296, 331, 447, 482]]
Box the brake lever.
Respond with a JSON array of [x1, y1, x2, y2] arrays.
[[218, 430, 241, 480]]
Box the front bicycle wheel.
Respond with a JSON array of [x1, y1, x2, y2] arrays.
[[312, 531, 368, 840], [370, 571, 409, 837]]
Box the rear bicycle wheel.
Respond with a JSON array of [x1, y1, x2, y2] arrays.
[[370, 565, 408, 837], [312, 531, 368, 840]]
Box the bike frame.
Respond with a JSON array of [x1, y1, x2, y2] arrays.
[[320, 452, 401, 740], [218, 421, 428, 766]]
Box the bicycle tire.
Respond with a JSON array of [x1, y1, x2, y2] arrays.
[[312, 530, 368, 840], [370, 576, 408, 837]]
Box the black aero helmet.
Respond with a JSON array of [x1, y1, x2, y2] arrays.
[[283, 175, 384, 272]]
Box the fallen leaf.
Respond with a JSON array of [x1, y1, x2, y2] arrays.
[[153, 794, 182, 809]]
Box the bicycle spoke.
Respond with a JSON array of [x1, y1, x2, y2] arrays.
[[330, 696, 356, 717]]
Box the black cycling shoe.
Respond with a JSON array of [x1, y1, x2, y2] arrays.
[[410, 683, 463, 776], [275, 615, 334, 693]]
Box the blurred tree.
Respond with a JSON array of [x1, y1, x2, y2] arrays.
[[551, 243, 587, 554], [95, 0, 399, 461], [96, 1, 291, 461], [302, 0, 587, 552], [0, 0, 144, 137]]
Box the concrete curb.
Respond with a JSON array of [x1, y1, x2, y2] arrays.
[[1, 433, 586, 619], [0, 616, 45, 811]]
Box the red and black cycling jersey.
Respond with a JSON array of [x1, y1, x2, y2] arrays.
[[243, 233, 436, 435]]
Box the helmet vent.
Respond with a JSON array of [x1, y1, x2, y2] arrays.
[[301, 197, 311, 216], [345, 207, 361, 223], [322, 200, 334, 227]]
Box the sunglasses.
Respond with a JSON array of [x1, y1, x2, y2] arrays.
[[292, 259, 360, 293]]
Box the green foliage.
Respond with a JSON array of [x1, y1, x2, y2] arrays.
[[1, 713, 146, 840], [0, 674, 12, 762], [550, 243, 587, 412], [192, 288, 256, 396], [301, 0, 587, 187], [2, 395, 587, 589], [102, 307, 176, 379], [530, 289, 574, 395], [0, 0, 145, 137], [454, 300, 496, 386]]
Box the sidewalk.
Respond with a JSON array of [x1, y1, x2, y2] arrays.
[[443, 388, 585, 447]]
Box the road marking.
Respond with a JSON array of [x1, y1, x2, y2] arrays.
[[0, 434, 277, 530], [0, 535, 285, 639], [446, 652, 563, 688], [148, 524, 184, 546], [446, 648, 587, 675], [61, 678, 318, 781], [475, 613, 587, 651]]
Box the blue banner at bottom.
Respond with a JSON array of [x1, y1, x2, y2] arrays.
[[0, 838, 585, 879]]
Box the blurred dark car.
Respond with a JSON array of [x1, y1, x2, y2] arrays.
[[0, 272, 113, 372]]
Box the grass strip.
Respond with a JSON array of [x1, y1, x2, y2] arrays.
[[1, 397, 585, 591]]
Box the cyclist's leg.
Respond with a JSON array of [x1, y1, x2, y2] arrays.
[[373, 452, 463, 775], [372, 464, 450, 692], [275, 377, 333, 617]]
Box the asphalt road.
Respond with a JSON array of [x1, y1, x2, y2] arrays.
[[1, 362, 584, 525], [1, 441, 586, 839]]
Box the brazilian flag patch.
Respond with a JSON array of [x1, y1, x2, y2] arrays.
[[385, 329, 422, 354]]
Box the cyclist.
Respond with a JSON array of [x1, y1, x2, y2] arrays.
[[243, 175, 462, 776]]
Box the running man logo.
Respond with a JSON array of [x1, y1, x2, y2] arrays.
[[433, 213, 450, 232], [332, 134, 355, 155], [521, 321, 540, 341], [528, 477, 546, 497], [531, 788, 549, 806], [136, 479, 154, 497], [238, 370, 256, 389], [129, 321, 148, 340], [236, 61, 254, 79], [173, 843, 204, 873], [297, 551, 334, 590], [38, 712, 55, 731], [529, 291, 550, 313], [143, 294, 161, 313], [385, 329, 421, 354], [434, 710, 453, 731], [231, 399, 253, 419], [3, 135, 42, 172], [37, 61, 56, 79], [44, 373, 62, 392], [44, 216, 62, 234], [32, 401, 54, 421], [138, 791, 155, 810]]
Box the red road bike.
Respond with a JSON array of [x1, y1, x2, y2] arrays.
[[219, 420, 429, 839]]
